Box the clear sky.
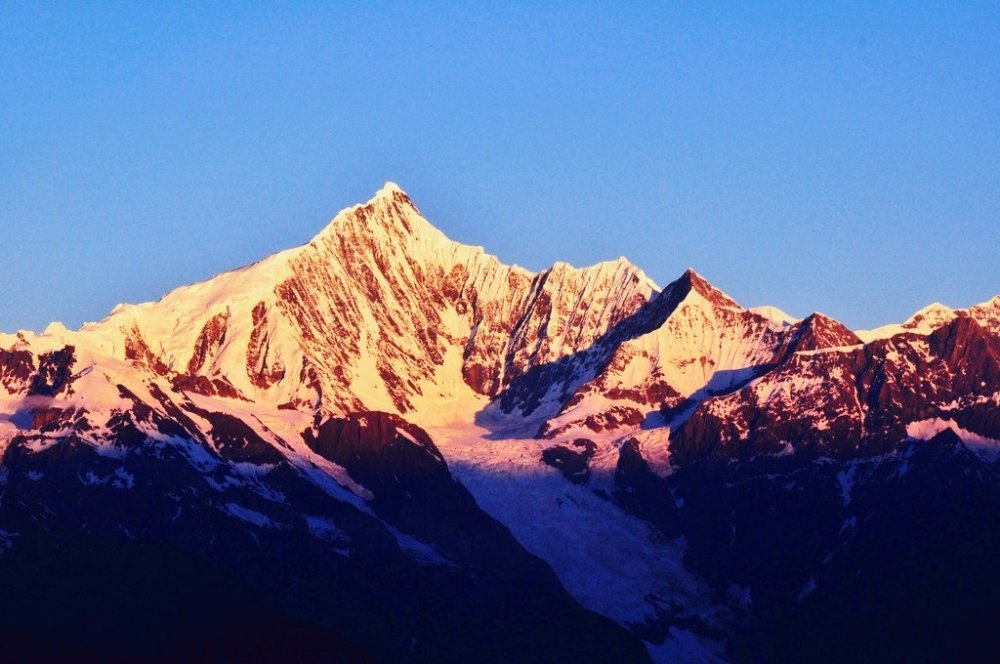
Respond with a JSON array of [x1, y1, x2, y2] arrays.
[[2, 2, 997, 332]]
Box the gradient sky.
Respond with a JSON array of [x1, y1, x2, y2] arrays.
[[2, 2, 997, 333]]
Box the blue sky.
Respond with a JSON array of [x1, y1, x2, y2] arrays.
[[2, 2, 997, 332]]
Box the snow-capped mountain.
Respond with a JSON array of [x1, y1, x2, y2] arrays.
[[1, 184, 998, 662]]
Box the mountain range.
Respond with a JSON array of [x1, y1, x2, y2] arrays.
[[2, 183, 998, 662]]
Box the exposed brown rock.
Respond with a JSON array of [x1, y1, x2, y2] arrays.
[[187, 312, 229, 374]]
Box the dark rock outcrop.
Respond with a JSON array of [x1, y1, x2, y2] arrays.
[[542, 438, 597, 484]]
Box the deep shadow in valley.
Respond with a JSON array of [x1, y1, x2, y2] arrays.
[[439, 426, 1000, 663]]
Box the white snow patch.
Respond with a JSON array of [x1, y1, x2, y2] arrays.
[[288, 452, 374, 508], [906, 418, 1000, 461], [163, 434, 222, 473], [645, 626, 727, 663], [749, 305, 798, 327], [395, 427, 420, 446], [223, 502, 281, 528], [385, 525, 453, 567], [304, 514, 351, 547], [836, 466, 857, 506]]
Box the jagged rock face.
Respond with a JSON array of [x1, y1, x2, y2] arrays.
[[671, 316, 1000, 464], [245, 302, 285, 389], [1, 346, 76, 397], [0, 348, 35, 393], [785, 312, 861, 352], [536, 271, 862, 439], [275, 188, 656, 415]]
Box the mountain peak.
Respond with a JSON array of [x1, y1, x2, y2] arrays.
[[971, 294, 1000, 314], [902, 302, 955, 331], [311, 182, 429, 247], [366, 181, 417, 211], [910, 301, 952, 316], [376, 181, 404, 196], [642, 268, 741, 329], [677, 268, 740, 309], [792, 312, 862, 350]]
